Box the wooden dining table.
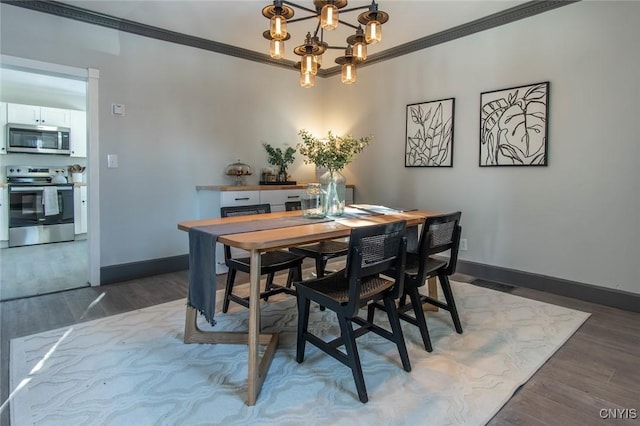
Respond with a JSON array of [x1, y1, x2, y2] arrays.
[[177, 207, 439, 406]]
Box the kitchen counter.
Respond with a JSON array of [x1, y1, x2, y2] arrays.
[[197, 184, 355, 191]]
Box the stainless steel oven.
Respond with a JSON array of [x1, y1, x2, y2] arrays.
[[6, 166, 75, 247]]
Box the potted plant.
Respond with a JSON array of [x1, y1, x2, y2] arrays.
[[297, 129, 372, 215], [263, 143, 296, 182]]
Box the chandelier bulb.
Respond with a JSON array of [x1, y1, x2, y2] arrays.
[[321, 4, 339, 31], [341, 63, 356, 84], [365, 20, 381, 44], [300, 71, 315, 88], [301, 53, 318, 76], [270, 14, 287, 40], [270, 39, 285, 59]]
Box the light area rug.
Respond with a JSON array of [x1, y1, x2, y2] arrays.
[[9, 281, 590, 426]]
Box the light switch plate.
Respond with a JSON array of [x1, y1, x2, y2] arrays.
[[107, 154, 118, 168], [112, 103, 125, 116]]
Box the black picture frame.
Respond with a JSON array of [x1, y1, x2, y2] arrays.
[[405, 97, 455, 167], [479, 81, 549, 167]]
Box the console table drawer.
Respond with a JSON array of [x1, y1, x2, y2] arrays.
[[220, 191, 260, 206]]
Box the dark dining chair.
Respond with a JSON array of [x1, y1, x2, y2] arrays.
[[369, 211, 463, 352], [294, 220, 411, 403], [285, 200, 349, 278], [220, 203, 305, 313]]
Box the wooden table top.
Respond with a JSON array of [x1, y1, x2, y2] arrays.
[[178, 209, 439, 251]]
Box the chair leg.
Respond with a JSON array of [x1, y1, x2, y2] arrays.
[[398, 291, 408, 308], [263, 272, 275, 301], [286, 265, 302, 289], [222, 268, 236, 313], [383, 296, 412, 372], [366, 303, 376, 324], [314, 259, 327, 311], [439, 274, 463, 334], [296, 295, 311, 363], [407, 286, 433, 352], [337, 315, 368, 403], [315, 257, 326, 278]]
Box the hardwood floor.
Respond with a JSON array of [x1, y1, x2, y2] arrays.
[[1, 270, 638, 425]]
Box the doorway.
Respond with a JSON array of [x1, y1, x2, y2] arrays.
[[0, 56, 99, 300]]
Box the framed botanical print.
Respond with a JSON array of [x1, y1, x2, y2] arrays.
[[479, 81, 549, 167], [405, 97, 455, 167]]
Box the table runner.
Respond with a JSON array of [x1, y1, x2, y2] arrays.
[[187, 208, 417, 325], [188, 216, 334, 325]]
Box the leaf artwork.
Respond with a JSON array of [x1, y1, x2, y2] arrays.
[[405, 98, 455, 167], [480, 82, 549, 166]]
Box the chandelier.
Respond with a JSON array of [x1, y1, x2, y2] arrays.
[[262, 0, 389, 87]]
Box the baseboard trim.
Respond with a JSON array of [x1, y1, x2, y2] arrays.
[[457, 259, 640, 313], [99, 254, 639, 313], [101, 254, 189, 285]]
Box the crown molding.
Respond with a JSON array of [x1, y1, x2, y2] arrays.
[[2, 0, 579, 78]]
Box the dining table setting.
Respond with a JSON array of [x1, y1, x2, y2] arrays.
[[177, 204, 440, 405]]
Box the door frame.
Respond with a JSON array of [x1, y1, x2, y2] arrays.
[[1, 54, 101, 286]]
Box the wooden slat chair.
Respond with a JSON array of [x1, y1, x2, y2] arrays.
[[294, 220, 411, 403], [220, 203, 305, 313]]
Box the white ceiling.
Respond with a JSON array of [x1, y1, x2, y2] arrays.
[[59, 0, 528, 66], [1, 1, 529, 92]]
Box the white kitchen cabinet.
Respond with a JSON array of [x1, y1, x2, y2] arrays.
[[0, 187, 8, 242], [74, 185, 88, 235], [220, 190, 260, 207], [214, 190, 260, 274], [259, 188, 304, 212], [69, 110, 87, 158], [7, 103, 71, 127], [0, 102, 7, 155]]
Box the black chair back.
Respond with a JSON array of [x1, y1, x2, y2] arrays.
[[418, 211, 462, 277], [344, 220, 407, 316], [285, 201, 302, 211], [221, 203, 271, 217], [220, 204, 272, 261]]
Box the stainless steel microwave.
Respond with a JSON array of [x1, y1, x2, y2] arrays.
[[7, 123, 71, 155]]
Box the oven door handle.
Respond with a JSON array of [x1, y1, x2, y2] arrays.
[[10, 186, 73, 192]]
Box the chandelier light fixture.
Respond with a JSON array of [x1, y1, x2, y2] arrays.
[[262, 0, 389, 88]]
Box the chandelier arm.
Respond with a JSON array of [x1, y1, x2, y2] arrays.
[[281, 1, 317, 15], [313, 21, 322, 38], [288, 15, 321, 24], [336, 20, 359, 31]]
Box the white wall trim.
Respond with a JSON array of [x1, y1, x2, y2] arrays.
[[87, 68, 100, 286], [0, 54, 87, 80]]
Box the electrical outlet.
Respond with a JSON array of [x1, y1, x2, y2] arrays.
[[460, 238, 468, 251]]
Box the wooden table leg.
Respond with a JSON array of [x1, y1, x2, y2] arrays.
[[247, 249, 261, 405], [183, 249, 279, 406]]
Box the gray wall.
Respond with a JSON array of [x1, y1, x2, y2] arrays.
[[328, 1, 640, 295], [1, 1, 638, 295]]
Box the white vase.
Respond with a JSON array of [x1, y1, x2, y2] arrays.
[[319, 170, 346, 216]]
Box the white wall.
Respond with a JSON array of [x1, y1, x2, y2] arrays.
[[330, 1, 640, 294], [0, 5, 319, 267], [2, 2, 638, 295]]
